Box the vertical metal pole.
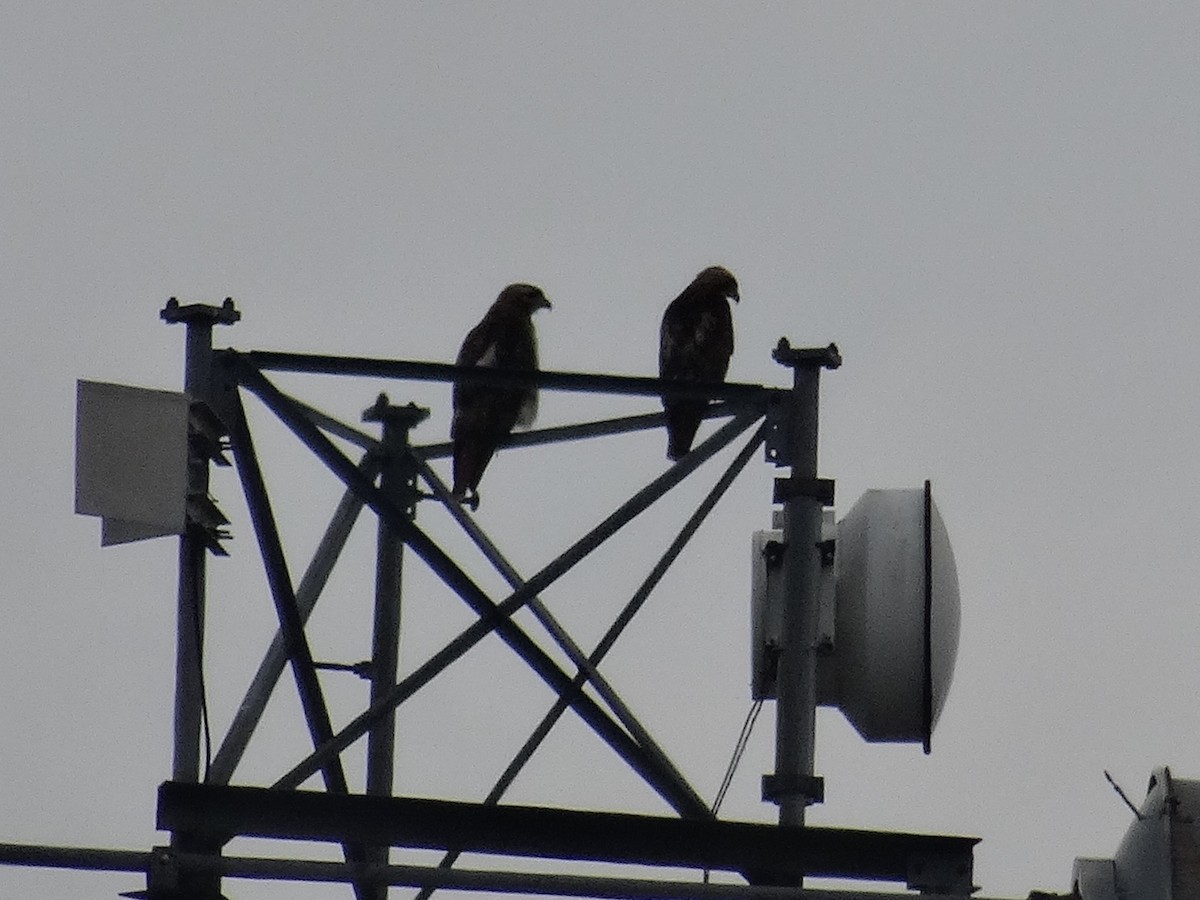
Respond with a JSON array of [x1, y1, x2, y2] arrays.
[[160, 298, 239, 784], [362, 395, 428, 899], [160, 297, 240, 900], [173, 479, 207, 784], [764, 341, 840, 838]]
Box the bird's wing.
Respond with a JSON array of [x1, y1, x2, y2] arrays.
[[452, 308, 536, 436], [660, 299, 733, 381], [456, 316, 500, 368]]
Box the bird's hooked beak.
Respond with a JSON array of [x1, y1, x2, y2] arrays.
[[537, 295, 553, 311]]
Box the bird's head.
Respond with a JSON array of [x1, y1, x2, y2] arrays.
[[695, 265, 739, 303], [499, 282, 552, 314]]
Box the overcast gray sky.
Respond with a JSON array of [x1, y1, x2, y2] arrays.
[[4, 3, 1200, 898]]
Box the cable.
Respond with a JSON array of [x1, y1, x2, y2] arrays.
[[190, 580, 213, 782], [713, 699, 763, 816], [704, 698, 764, 884], [1104, 770, 1145, 820]]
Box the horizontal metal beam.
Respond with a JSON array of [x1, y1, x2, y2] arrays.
[[158, 783, 977, 889], [282, 384, 743, 462], [0, 842, 150, 873], [0, 841, 1006, 900], [415, 403, 738, 460], [230, 349, 784, 403], [261, 377, 746, 461]]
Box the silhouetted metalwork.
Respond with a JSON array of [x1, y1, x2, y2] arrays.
[[4, 300, 981, 900], [0, 840, 989, 900], [766, 337, 842, 828], [207, 450, 383, 785], [158, 782, 977, 890]]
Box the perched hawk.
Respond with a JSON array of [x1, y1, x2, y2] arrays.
[[451, 283, 552, 508], [658, 266, 739, 460]]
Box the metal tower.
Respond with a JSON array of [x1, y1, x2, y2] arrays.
[[4, 299, 979, 900]]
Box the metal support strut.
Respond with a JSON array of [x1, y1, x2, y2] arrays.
[[159, 297, 240, 900], [764, 340, 841, 841], [361, 394, 428, 899]]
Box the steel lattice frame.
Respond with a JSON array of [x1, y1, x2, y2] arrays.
[[195, 338, 782, 899], [217, 349, 777, 802], [0, 301, 982, 900]]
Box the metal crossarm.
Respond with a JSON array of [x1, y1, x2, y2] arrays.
[[0, 841, 994, 900], [158, 782, 978, 890], [416, 402, 738, 459], [264, 390, 739, 460], [233, 349, 784, 404]]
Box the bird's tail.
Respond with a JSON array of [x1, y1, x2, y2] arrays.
[[664, 401, 705, 461], [452, 439, 497, 507]]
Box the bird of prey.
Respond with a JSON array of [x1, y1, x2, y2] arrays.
[[451, 283, 552, 508], [658, 265, 739, 460]]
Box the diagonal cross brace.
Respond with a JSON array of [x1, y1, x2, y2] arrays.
[[226, 392, 374, 900], [270, 401, 759, 813], [207, 449, 383, 786], [409, 451, 696, 803], [227, 393, 349, 791], [232, 361, 730, 818], [489, 421, 770, 799], [412, 421, 770, 900], [231, 359, 757, 817]]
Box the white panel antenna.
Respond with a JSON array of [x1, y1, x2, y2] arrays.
[[74, 380, 190, 546]]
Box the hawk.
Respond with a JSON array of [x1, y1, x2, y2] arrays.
[[658, 266, 739, 460], [451, 283, 552, 508]]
